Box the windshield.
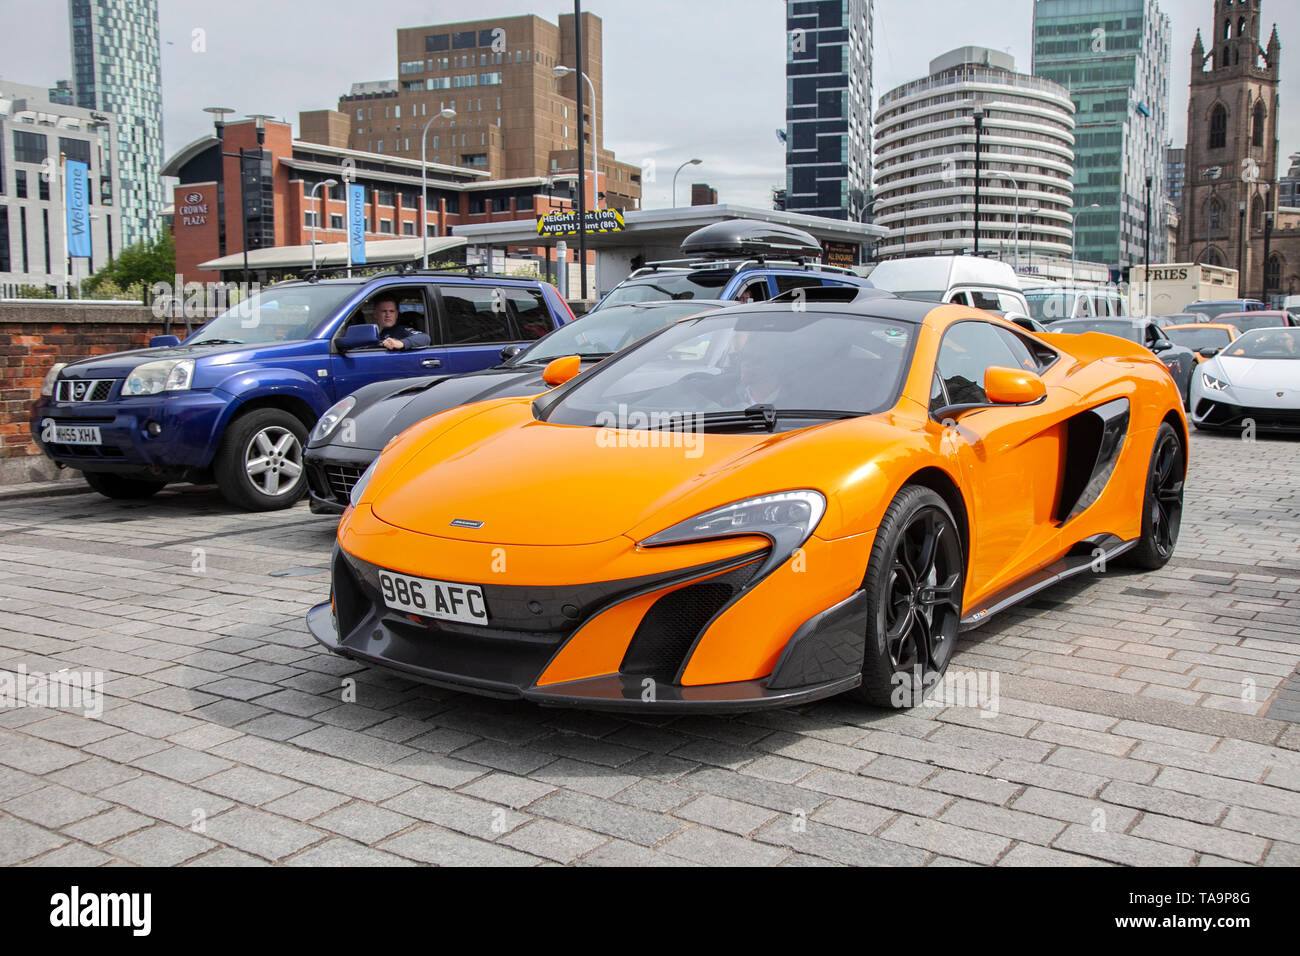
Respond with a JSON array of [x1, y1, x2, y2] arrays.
[[541, 310, 916, 431], [1164, 326, 1233, 350], [1048, 320, 1141, 343], [597, 269, 734, 308], [1222, 328, 1300, 360], [1218, 314, 1291, 334], [889, 290, 946, 302], [513, 302, 723, 363], [187, 284, 357, 345], [1025, 292, 1077, 322]]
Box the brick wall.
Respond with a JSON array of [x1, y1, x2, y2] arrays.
[[0, 302, 164, 483]]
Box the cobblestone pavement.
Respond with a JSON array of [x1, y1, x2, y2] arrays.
[[1, 430, 1298, 866]]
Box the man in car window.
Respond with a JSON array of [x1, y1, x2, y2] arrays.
[[374, 296, 430, 351]]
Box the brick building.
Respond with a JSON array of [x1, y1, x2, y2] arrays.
[[1176, 0, 1300, 301], [300, 13, 641, 213], [163, 117, 587, 284]]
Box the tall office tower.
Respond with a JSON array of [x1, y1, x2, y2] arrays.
[[783, 0, 872, 220], [68, 0, 164, 248], [1033, 0, 1171, 273]]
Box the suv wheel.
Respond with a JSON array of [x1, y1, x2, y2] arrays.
[[215, 408, 308, 511], [83, 472, 168, 500]]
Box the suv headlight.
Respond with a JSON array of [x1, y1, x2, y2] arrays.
[[122, 359, 195, 396], [640, 490, 826, 578], [1201, 372, 1230, 392], [41, 363, 67, 397], [312, 396, 356, 444]]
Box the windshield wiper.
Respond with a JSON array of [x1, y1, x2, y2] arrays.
[[190, 338, 244, 346], [517, 352, 612, 366], [686, 405, 860, 433]]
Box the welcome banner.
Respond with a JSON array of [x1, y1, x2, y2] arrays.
[[347, 184, 367, 265], [65, 159, 91, 258]]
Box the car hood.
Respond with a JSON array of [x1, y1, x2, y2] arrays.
[[57, 340, 313, 380], [369, 399, 901, 547], [329, 364, 559, 451], [1214, 357, 1300, 391]]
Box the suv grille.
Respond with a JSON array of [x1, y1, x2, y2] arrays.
[[56, 379, 116, 403], [325, 464, 367, 501]]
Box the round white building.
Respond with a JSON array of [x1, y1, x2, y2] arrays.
[[873, 46, 1076, 261]]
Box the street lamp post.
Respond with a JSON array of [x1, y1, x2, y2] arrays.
[[552, 65, 597, 206], [673, 158, 703, 208], [990, 172, 1021, 271], [1262, 182, 1274, 303], [1144, 175, 1152, 316], [972, 107, 984, 255], [420, 107, 457, 268], [206, 109, 271, 288], [309, 178, 338, 272]]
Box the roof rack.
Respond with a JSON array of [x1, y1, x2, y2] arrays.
[[628, 256, 859, 280]]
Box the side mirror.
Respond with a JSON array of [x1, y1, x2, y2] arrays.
[[984, 366, 1047, 406], [542, 354, 581, 387], [150, 335, 181, 348], [1150, 338, 1174, 353], [1197, 347, 1220, 359], [500, 344, 524, 362], [338, 323, 380, 351]]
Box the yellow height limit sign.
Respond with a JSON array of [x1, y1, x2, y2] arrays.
[[537, 209, 625, 237]]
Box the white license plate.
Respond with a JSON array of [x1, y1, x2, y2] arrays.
[[377, 570, 489, 626], [53, 425, 102, 445]]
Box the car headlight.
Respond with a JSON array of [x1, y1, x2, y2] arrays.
[[41, 363, 67, 397], [640, 490, 826, 578], [122, 359, 195, 396], [349, 459, 379, 509], [1201, 372, 1230, 392], [311, 396, 357, 444]]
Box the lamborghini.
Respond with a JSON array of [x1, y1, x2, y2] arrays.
[[307, 299, 1188, 711], [1189, 326, 1300, 433]]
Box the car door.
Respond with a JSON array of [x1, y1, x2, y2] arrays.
[[329, 285, 443, 398], [932, 320, 1071, 605], [432, 282, 545, 376]]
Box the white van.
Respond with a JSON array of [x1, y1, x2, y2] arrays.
[[1023, 285, 1129, 323], [867, 256, 1029, 314]]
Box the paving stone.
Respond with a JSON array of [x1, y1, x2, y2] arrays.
[[200, 807, 326, 861], [1052, 824, 1197, 866], [378, 825, 540, 866], [498, 820, 609, 863], [105, 824, 215, 866], [286, 838, 417, 867], [0, 814, 67, 865], [314, 803, 417, 844], [672, 793, 778, 836], [661, 825, 790, 866], [2, 784, 109, 828]]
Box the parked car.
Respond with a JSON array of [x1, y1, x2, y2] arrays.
[[1045, 317, 1196, 406], [593, 220, 872, 311], [1190, 327, 1300, 433], [1024, 285, 1129, 322], [305, 300, 728, 514], [1211, 310, 1298, 333], [308, 299, 1186, 711], [1184, 298, 1267, 321], [867, 255, 1029, 314], [31, 272, 573, 510], [1160, 323, 1241, 363]]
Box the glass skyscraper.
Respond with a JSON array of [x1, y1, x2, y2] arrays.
[[69, 0, 163, 247], [784, 0, 872, 221], [1032, 0, 1171, 272]]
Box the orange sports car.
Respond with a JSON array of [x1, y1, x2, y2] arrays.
[[307, 299, 1188, 711]]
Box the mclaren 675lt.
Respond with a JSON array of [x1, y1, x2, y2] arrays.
[[307, 299, 1188, 712]]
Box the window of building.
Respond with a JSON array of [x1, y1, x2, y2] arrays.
[[1251, 195, 1263, 231], [330, 213, 344, 229], [356, 108, 363, 120], [15, 170, 27, 199], [1265, 254, 1281, 293], [304, 211, 318, 227], [468, 195, 485, 214], [427, 77, 450, 90], [376, 140, 383, 153], [1209, 198, 1224, 232], [1252, 101, 1265, 146], [426, 223, 438, 237], [13, 130, 47, 165], [1209, 104, 1227, 149], [401, 220, 415, 235], [38, 176, 49, 201], [58, 137, 91, 166], [379, 219, 393, 234]]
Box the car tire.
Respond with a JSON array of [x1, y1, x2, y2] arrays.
[[853, 485, 966, 708], [214, 408, 309, 511], [83, 472, 167, 500], [1119, 422, 1184, 571]]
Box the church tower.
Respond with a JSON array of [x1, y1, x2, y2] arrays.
[[1178, 0, 1281, 298]]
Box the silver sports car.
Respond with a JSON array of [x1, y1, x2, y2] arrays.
[[1189, 327, 1300, 434]]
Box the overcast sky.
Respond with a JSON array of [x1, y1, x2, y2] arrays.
[[2, 0, 1297, 208]]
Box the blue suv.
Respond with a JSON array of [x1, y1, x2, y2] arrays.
[[31, 273, 572, 510]]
